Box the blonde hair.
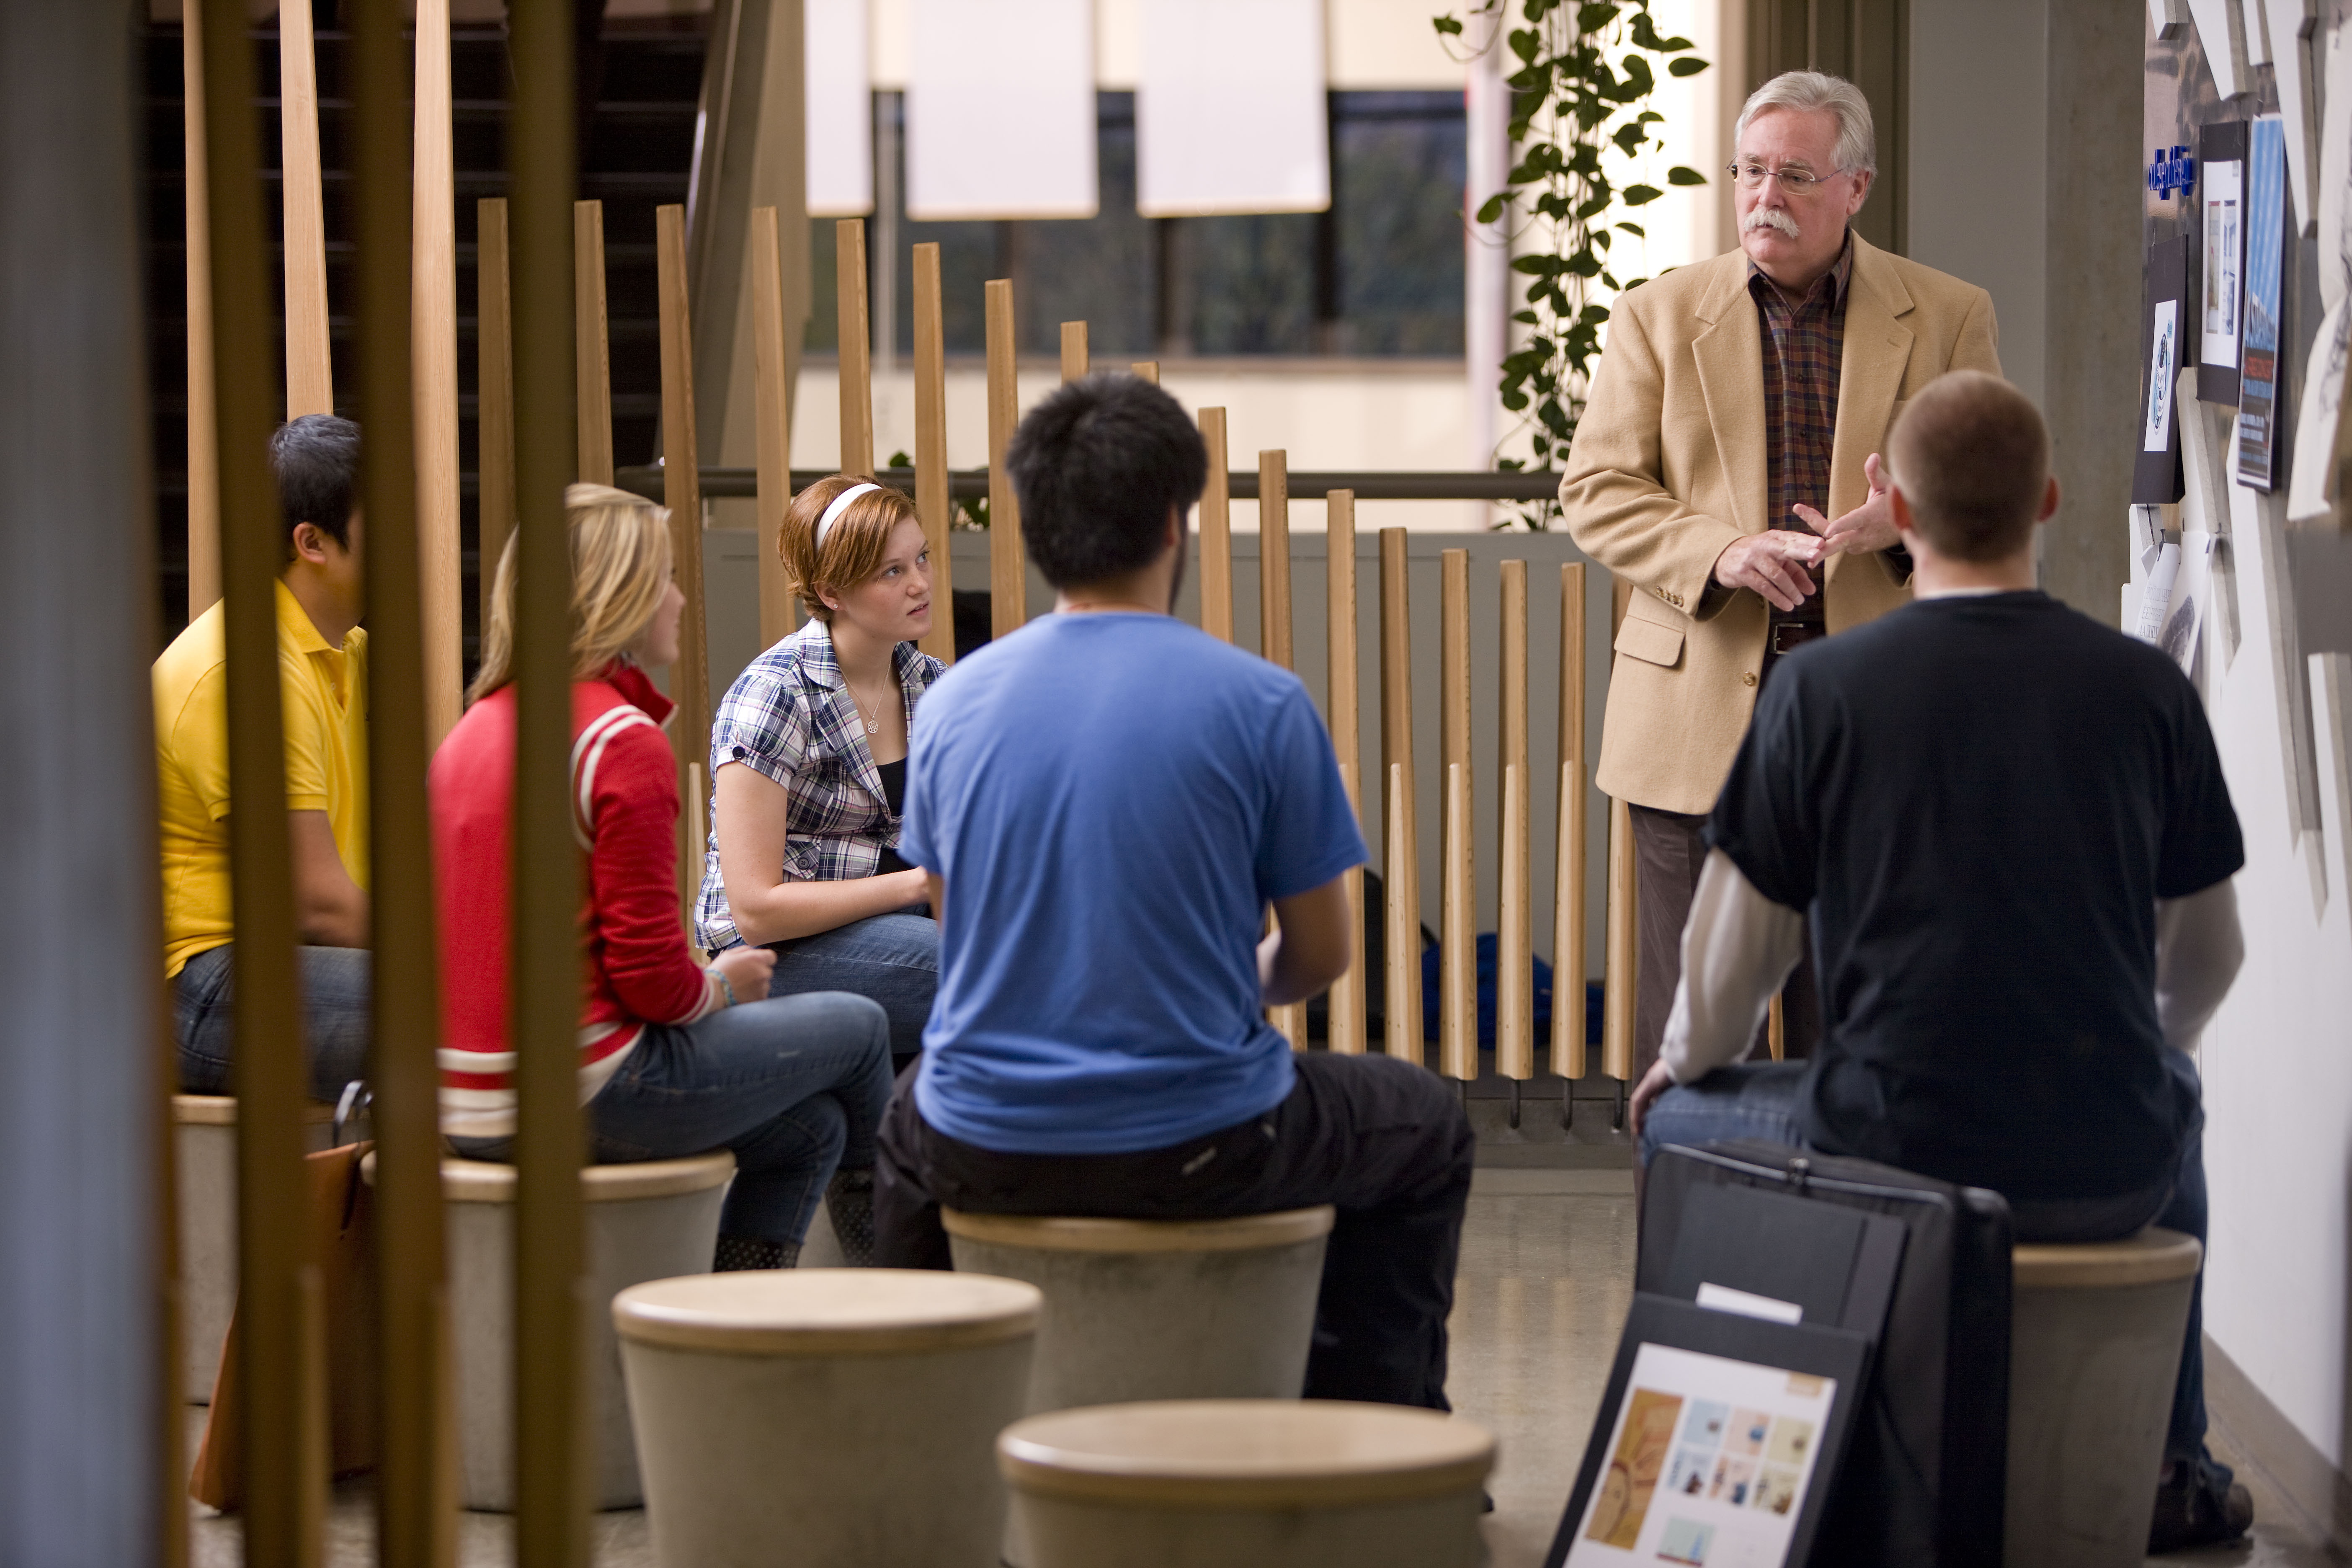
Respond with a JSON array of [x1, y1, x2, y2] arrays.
[[779, 474, 919, 622], [469, 482, 674, 703]]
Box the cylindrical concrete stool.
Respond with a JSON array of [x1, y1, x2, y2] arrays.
[[942, 1207, 1333, 1414], [2006, 1226, 2202, 1568], [362, 1149, 734, 1511], [1000, 1399, 1496, 1568], [172, 1095, 336, 1405], [614, 1269, 1041, 1568]]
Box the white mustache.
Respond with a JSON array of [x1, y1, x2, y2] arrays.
[[1743, 208, 1800, 240]]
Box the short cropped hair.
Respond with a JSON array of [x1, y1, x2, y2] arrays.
[[1736, 70, 1877, 177], [780, 474, 920, 622], [1886, 371, 2048, 562], [1005, 374, 1209, 588], [268, 414, 361, 555]]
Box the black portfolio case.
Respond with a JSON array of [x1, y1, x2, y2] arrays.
[[1639, 1141, 2014, 1568]]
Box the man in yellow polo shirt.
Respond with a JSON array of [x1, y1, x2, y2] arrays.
[[157, 415, 371, 1100]]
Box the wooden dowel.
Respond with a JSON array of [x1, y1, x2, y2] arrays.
[[1197, 410, 1233, 641], [1379, 527, 1422, 1064], [1438, 549, 1474, 1081], [184, 0, 219, 617], [1130, 361, 1160, 384], [837, 218, 874, 475], [1551, 562, 1587, 1079], [201, 0, 325, 1553], [1259, 450, 1293, 670], [351, 3, 457, 1557], [281, 0, 333, 415], [1602, 795, 1637, 1081], [1325, 491, 1366, 1056], [414, 0, 462, 744], [1061, 321, 1089, 381], [1769, 994, 1786, 1062], [573, 200, 612, 484], [657, 204, 712, 924], [1497, 560, 1532, 1083], [750, 206, 797, 651], [912, 243, 954, 664], [508, 0, 590, 1554], [475, 199, 516, 635], [985, 279, 1026, 639]]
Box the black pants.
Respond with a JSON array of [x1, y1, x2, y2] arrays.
[[874, 1051, 1475, 1411]]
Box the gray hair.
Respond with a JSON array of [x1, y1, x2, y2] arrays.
[[1735, 71, 1877, 176]]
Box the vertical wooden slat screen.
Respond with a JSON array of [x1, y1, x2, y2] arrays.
[[1259, 451, 1305, 1051], [201, 0, 325, 1556], [572, 201, 613, 485], [1130, 361, 1160, 383], [507, 0, 591, 1557], [1437, 549, 1475, 1081], [1324, 491, 1367, 1055], [351, 3, 458, 1559], [985, 280, 1026, 639], [281, 0, 333, 416], [183, 0, 219, 617], [750, 206, 797, 650], [1061, 322, 1090, 380], [1602, 573, 1635, 1083], [837, 219, 874, 475], [656, 204, 713, 921], [413, 0, 462, 743], [1496, 560, 1534, 1088], [1379, 527, 1423, 1064], [912, 243, 954, 664], [1196, 410, 1233, 641], [1551, 562, 1587, 1081], [476, 199, 516, 629]]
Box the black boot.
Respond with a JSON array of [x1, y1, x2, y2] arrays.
[[825, 1167, 877, 1267], [2147, 1455, 2253, 1554], [713, 1234, 801, 1273]]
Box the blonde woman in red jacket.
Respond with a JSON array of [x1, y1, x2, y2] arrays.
[[431, 484, 894, 1270]]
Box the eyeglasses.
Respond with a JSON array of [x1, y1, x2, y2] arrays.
[[1727, 162, 1846, 194]]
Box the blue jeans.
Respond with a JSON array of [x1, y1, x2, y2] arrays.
[[1639, 1051, 2216, 1469], [173, 942, 371, 1103], [451, 993, 893, 1249], [761, 911, 937, 1062]]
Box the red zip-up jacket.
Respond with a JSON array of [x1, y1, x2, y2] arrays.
[[431, 660, 721, 1137]]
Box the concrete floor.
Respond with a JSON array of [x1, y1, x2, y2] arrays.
[[188, 1161, 2338, 1566]]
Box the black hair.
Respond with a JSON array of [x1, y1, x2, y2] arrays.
[[1004, 374, 1208, 588], [268, 414, 361, 555]]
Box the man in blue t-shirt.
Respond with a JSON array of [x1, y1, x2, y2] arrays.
[[874, 374, 1473, 1411], [1631, 372, 2251, 1553]]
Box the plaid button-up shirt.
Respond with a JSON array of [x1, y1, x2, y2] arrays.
[[1749, 236, 1853, 627], [695, 620, 944, 950]]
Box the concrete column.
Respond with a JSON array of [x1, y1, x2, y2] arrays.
[[0, 2, 168, 1561]]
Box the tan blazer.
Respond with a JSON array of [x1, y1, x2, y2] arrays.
[[1560, 233, 2001, 815]]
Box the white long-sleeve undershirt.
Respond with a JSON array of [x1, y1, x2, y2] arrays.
[[1658, 849, 2246, 1083]]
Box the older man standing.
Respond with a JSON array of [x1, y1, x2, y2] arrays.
[[1561, 70, 2000, 1076]]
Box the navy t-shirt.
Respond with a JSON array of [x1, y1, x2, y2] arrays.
[[1707, 591, 2243, 1200], [900, 612, 1367, 1155]]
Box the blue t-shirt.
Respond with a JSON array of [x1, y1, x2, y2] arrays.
[[899, 612, 1367, 1155]]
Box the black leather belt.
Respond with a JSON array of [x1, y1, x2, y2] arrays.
[[1769, 622, 1827, 656]]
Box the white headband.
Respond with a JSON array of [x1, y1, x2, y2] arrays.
[[814, 482, 882, 550]]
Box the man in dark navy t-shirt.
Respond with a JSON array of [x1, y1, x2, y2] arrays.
[[872, 374, 1473, 1412], [1630, 372, 2250, 1552]]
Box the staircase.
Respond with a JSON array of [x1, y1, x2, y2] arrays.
[[142, 5, 709, 663]]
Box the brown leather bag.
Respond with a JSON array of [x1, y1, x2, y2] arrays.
[[188, 1140, 381, 1509]]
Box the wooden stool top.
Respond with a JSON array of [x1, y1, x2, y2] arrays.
[[998, 1400, 1496, 1509], [2013, 1226, 2202, 1289], [172, 1094, 333, 1126], [942, 1205, 1335, 1255], [357, 1149, 736, 1204], [613, 1268, 1042, 1356]]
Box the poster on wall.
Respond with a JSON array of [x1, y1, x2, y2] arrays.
[[1546, 1296, 1869, 1568], [2198, 120, 2248, 404], [2236, 114, 2289, 489], [2137, 237, 2190, 505]]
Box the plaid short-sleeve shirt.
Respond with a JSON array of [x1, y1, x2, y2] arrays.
[[694, 620, 944, 949]]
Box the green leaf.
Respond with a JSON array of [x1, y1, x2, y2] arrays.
[[1667, 56, 1710, 76], [1614, 221, 1645, 236], [1576, 3, 1621, 32], [1475, 193, 1510, 224], [1434, 14, 1465, 35], [1512, 309, 1540, 325], [1619, 53, 1655, 95], [1620, 182, 1663, 206], [1509, 26, 1540, 62], [1666, 165, 1707, 186]]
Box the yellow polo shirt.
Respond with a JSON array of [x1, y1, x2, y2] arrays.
[[155, 579, 370, 978]]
